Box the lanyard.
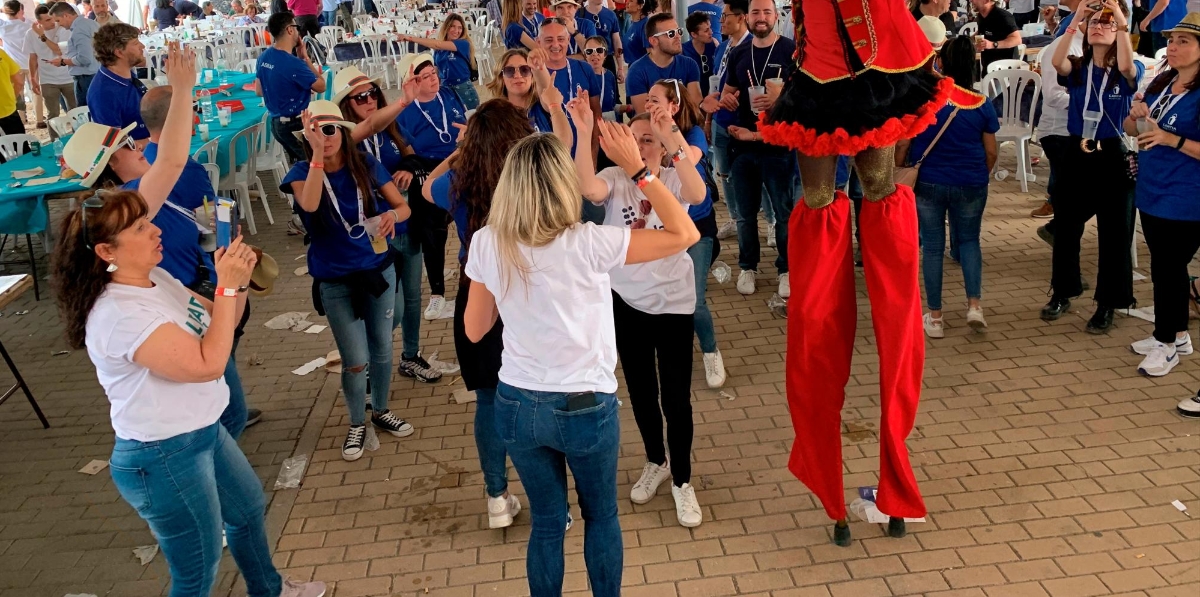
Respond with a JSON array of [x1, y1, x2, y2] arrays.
[[1082, 64, 1111, 140], [750, 37, 778, 87], [1148, 78, 1189, 121], [163, 199, 213, 234], [716, 32, 749, 79], [416, 92, 453, 144], [599, 71, 605, 106], [321, 173, 367, 237], [553, 64, 575, 101], [521, 15, 538, 36], [363, 134, 382, 162]]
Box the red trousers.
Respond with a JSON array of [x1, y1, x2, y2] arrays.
[[785, 186, 926, 520]]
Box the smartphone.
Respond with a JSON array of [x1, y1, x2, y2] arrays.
[[565, 392, 598, 412], [215, 197, 237, 249]]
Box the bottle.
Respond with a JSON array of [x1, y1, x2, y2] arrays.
[[201, 94, 215, 122], [53, 137, 65, 168]]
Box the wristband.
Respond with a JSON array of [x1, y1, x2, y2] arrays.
[[629, 166, 648, 182], [214, 287, 238, 298], [310, 161, 324, 169], [635, 172, 657, 190], [1176, 135, 1187, 150], [1066, 27, 1076, 34], [670, 147, 687, 163]]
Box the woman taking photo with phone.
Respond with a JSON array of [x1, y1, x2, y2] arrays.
[[1043, 0, 1142, 333], [462, 112, 699, 596], [283, 100, 414, 463]]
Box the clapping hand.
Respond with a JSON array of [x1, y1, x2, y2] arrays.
[[647, 103, 677, 143]]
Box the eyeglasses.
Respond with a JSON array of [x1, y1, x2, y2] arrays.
[[584, 47, 606, 56], [652, 27, 684, 39], [1088, 20, 1117, 30], [348, 87, 381, 105], [502, 64, 533, 78]]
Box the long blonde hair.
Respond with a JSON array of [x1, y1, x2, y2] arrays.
[[487, 49, 542, 109], [439, 13, 478, 71], [488, 133, 581, 295]]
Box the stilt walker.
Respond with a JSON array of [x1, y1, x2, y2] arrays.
[[757, 0, 954, 545]]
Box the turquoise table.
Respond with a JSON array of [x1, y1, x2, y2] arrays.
[[195, 70, 268, 177]]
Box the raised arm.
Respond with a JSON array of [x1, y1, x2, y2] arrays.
[[568, 94, 608, 203], [1053, 4, 1096, 77], [1106, 0, 1138, 86], [421, 150, 457, 203], [140, 43, 198, 220], [351, 70, 415, 143], [400, 32, 459, 51], [289, 110, 327, 213], [647, 104, 704, 205]]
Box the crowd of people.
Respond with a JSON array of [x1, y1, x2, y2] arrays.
[[22, 0, 1198, 595]]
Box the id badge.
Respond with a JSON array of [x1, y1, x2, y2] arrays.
[[1082, 109, 1102, 140]]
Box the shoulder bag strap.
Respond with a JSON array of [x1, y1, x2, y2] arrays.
[[914, 107, 961, 168]]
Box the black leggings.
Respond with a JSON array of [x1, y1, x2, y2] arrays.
[[409, 197, 451, 296], [1141, 212, 1200, 344], [613, 292, 694, 486]]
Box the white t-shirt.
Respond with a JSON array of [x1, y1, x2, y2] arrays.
[[0, 17, 31, 69], [85, 268, 229, 442], [465, 223, 631, 394], [595, 167, 696, 315], [24, 26, 72, 85]]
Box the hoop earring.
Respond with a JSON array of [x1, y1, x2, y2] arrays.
[[106, 261, 118, 273]]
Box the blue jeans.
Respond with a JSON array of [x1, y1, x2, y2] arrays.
[[474, 388, 509, 498], [109, 423, 281, 597], [452, 81, 480, 110], [320, 9, 337, 25], [687, 237, 717, 353], [390, 232, 423, 359], [711, 122, 738, 222], [320, 266, 396, 424], [495, 383, 622, 597], [730, 147, 798, 273], [73, 74, 94, 107], [219, 354, 246, 440], [915, 182, 987, 311]]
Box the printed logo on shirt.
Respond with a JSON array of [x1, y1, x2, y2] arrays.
[[185, 296, 209, 337], [1167, 113, 1178, 129], [620, 199, 661, 230]]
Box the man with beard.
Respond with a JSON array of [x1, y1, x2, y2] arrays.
[[91, 0, 122, 24], [625, 12, 700, 113], [87, 23, 152, 148], [48, 1, 98, 106]]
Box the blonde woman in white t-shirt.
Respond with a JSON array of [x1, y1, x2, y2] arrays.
[[575, 101, 708, 529], [462, 99, 699, 597]]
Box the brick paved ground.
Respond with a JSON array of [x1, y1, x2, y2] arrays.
[[0, 147, 1197, 597]]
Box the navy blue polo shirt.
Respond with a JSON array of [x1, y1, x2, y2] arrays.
[[528, 102, 554, 134], [712, 32, 752, 129], [88, 68, 150, 140], [625, 54, 701, 100], [257, 47, 318, 118], [568, 16, 598, 55], [548, 59, 600, 156], [683, 126, 714, 220], [359, 130, 409, 235], [625, 17, 648, 62], [907, 90, 1001, 187], [596, 68, 616, 112], [434, 39, 473, 86], [397, 88, 467, 161], [504, 14, 543, 48]]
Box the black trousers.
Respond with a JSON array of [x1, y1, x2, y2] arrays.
[[409, 195, 451, 296], [1050, 137, 1135, 308], [613, 292, 694, 485], [295, 14, 321, 37], [1141, 212, 1200, 343], [0, 111, 24, 139], [1040, 134, 1073, 236]]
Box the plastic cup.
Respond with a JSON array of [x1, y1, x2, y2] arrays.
[[218, 106, 232, 126], [1136, 118, 1152, 135], [708, 74, 721, 94], [748, 85, 766, 114], [198, 123, 210, 141]]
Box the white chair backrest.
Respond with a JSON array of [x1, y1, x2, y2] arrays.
[[48, 115, 74, 137], [192, 138, 219, 165], [202, 162, 220, 192], [981, 69, 1042, 129], [66, 106, 91, 129], [227, 124, 261, 178], [958, 21, 978, 37], [1155, 47, 1167, 61], [987, 58, 1028, 74], [0, 134, 36, 161], [235, 58, 258, 74]]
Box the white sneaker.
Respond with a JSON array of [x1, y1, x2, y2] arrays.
[[279, 579, 327, 597], [423, 295, 446, 320], [923, 313, 944, 339], [487, 493, 521, 529], [1138, 342, 1180, 377], [630, 461, 671, 504], [736, 269, 756, 295], [1131, 332, 1192, 356], [1177, 391, 1200, 418], [766, 226, 777, 248], [716, 220, 738, 240], [966, 306, 987, 330], [778, 273, 790, 299], [671, 483, 703, 528], [703, 351, 726, 388]]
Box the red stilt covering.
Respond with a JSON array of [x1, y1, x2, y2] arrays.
[[859, 185, 927, 519], [785, 192, 857, 521]]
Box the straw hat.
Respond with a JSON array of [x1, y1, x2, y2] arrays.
[[397, 52, 435, 84], [918, 16, 947, 48], [63, 122, 139, 187], [1164, 12, 1200, 36], [291, 99, 357, 140], [248, 247, 278, 297], [330, 65, 383, 106]]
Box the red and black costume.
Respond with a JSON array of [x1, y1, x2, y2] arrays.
[[761, 0, 955, 529]]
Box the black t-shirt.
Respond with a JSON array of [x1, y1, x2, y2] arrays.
[[176, 0, 204, 18], [725, 35, 798, 133], [911, 6, 956, 32], [978, 6, 1019, 68]]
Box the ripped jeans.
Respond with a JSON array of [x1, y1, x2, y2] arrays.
[[319, 267, 396, 425]]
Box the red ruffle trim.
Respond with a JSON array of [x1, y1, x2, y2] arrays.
[[757, 77, 956, 157]]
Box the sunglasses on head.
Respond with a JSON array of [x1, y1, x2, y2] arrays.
[[349, 86, 381, 105], [653, 27, 684, 39], [502, 64, 533, 78], [80, 195, 105, 250], [584, 47, 606, 56]]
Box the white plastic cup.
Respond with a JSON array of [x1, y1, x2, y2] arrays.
[[198, 123, 210, 141], [708, 74, 721, 95], [218, 106, 232, 126], [748, 85, 767, 114]]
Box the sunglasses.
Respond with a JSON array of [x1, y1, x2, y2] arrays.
[[584, 47, 606, 56], [502, 64, 533, 78], [316, 123, 340, 136], [349, 87, 381, 105], [80, 195, 105, 250], [653, 27, 684, 39]]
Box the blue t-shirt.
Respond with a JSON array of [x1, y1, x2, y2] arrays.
[[1151, 0, 1188, 32], [907, 90, 1001, 187], [397, 88, 468, 161], [682, 40, 717, 95], [626, 55, 701, 100], [625, 17, 649, 62], [430, 169, 470, 262], [256, 47, 317, 118], [435, 39, 473, 86], [549, 60, 601, 156], [528, 102, 555, 134], [281, 156, 393, 279], [504, 18, 540, 49], [568, 17, 599, 55], [1060, 62, 1143, 140], [687, 2, 722, 39], [1135, 88, 1200, 221], [359, 131, 409, 234], [583, 6, 621, 42], [713, 32, 752, 129], [1054, 14, 1072, 38], [88, 68, 150, 140], [596, 68, 617, 112], [683, 126, 714, 220], [123, 144, 216, 287]]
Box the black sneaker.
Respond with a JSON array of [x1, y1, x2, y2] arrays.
[[1086, 308, 1114, 334], [245, 408, 263, 428], [398, 353, 442, 383], [371, 409, 415, 438], [342, 425, 366, 461], [1040, 296, 1071, 321]]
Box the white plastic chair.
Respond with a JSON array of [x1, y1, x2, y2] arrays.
[[66, 106, 91, 130], [217, 124, 269, 234], [987, 58, 1028, 74], [253, 112, 288, 190], [0, 134, 36, 161], [981, 69, 1042, 193], [359, 35, 397, 88], [958, 21, 978, 37], [235, 59, 258, 74], [47, 115, 74, 138], [192, 138, 219, 165]]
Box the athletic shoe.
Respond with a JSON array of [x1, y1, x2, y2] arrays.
[[923, 313, 945, 339], [1036, 225, 1054, 247], [1131, 332, 1192, 356], [736, 269, 756, 295], [703, 351, 726, 389], [245, 408, 263, 428], [423, 295, 446, 320], [287, 215, 306, 236], [716, 220, 738, 240], [371, 409, 415, 437], [671, 483, 703, 528], [1031, 202, 1054, 218], [630, 461, 671, 504], [766, 226, 776, 248], [1177, 391, 1200, 418], [566, 512, 574, 531], [488, 494, 521, 529], [342, 425, 366, 461], [1138, 342, 1179, 377], [279, 579, 327, 597], [966, 307, 987, 331], [778, 273, 790, 299], [398, 353, 443, 382]]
